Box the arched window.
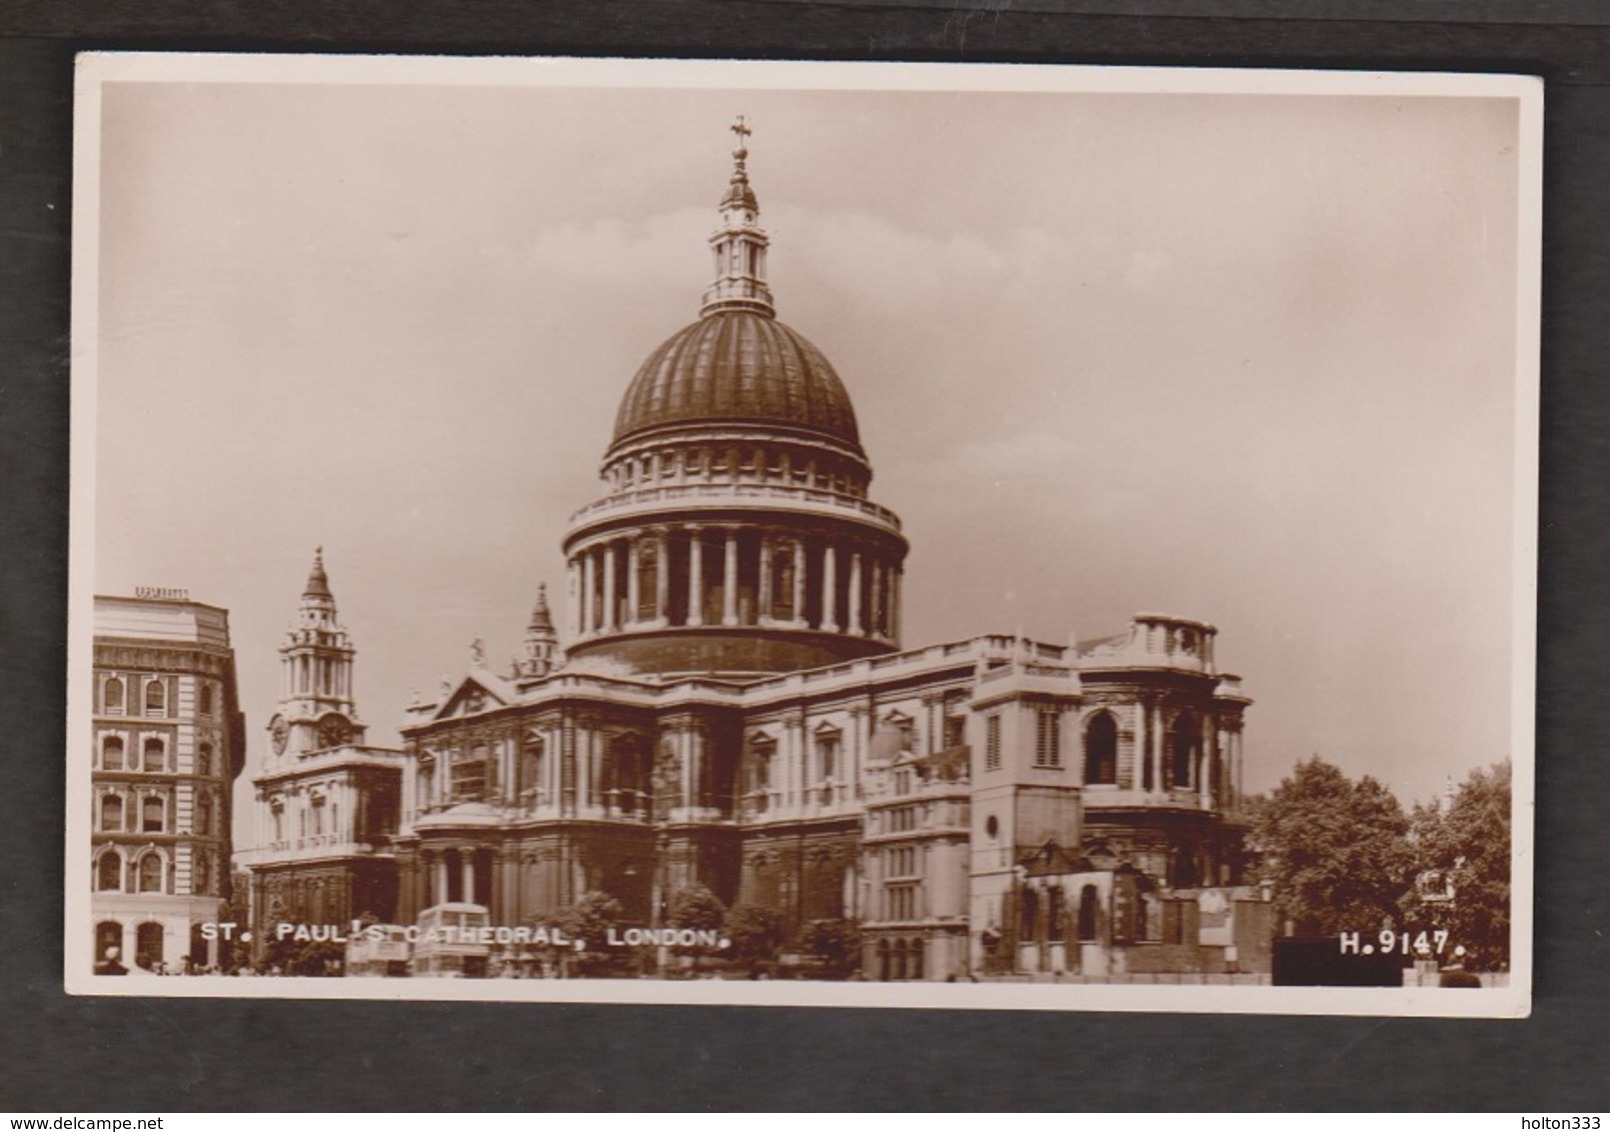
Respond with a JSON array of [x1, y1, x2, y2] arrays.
[[135, 921, 164, 969], [195, 791, 212, 836], [193, 849, 212, 895], [101, 735, 125, 771], [95, 921, 123, 966], [196, 743, 213, 778], [876, 938, 890, 981], [99, 793, 123, 832], [144, 679, 166, 715], [137, 853, 165, 894], [909, 938, 924, 981], [1019, 886, 1039, 943], [198, 682, 213, 717], [1047, 886, 1067, 943], [1084, 712, 1118, 785], [142, 795, 164, 833], [891, 938, 907, 981], [1169, 713, 1199, 790], [1078, 885, 1100, 942], [95, 850, 122, 892], [143, 738, 165, 773], [103, 677, 125, 715]]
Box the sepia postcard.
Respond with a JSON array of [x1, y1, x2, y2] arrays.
[[66, 53, 1539, 1016]]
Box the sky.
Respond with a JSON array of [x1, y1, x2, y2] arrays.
[[83, 60, 1533, 823]]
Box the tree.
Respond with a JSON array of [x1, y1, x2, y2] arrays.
[[1404, 760, 1511, 971], [666, 883, 727, 971], [261, 936, 344, 976], [667, 883, 726, 933], [550, 890, 625, 976], [798, 918, 862, 978], [725, 903, 786, 975], [1255, 755, 1414, 937]]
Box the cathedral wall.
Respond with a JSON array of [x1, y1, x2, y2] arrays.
[[736, 821, 859, 934], [570, 628, 890, 680]]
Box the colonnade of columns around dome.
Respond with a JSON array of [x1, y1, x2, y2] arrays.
[[564, 522, 903, 646]]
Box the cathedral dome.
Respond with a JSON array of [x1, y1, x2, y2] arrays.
[[561, 120, 906, 681], [610, 310, 862, 453]]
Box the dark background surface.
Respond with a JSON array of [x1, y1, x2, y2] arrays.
[[2, 1, 1605, 1112]]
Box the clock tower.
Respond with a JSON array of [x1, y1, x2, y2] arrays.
[[266, 547, 367, 764], [243, 548, 404, 961]]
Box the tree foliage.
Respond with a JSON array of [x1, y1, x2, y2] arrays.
[[1404, 760, 1511, 970], [725, 903, 786, 972], [798, 918, 862, 977], [667, 884, 726, 932], [550, 890, 626, 975], [1255, 755, 1414, 936], [665, 883, 728, 968], [261, 937, 344, 976], [552, 890, 623, 949]]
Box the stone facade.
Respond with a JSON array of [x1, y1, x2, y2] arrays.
[[240, 551, 404, 960], [290, 124, 1265, 980]]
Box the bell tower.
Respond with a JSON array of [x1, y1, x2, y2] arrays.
[[266, 548, 367, 763], [246, 549, 403, 956]]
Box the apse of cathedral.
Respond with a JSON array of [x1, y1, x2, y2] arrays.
[[255, 123, 1267, 980]]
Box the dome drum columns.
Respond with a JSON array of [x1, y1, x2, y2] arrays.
[[565, 522, 903, 652]]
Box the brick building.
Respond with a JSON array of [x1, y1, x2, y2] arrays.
[[90, 592, 246, 972]]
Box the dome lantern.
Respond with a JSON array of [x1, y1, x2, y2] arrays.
[[700, 116, 775, 319]]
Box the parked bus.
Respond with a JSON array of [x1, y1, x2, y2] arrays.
[[344, 923, 411, 978], [410, 903, 491, 978]]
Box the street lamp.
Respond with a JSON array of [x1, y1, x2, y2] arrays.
[[651, 830, 670, 977]]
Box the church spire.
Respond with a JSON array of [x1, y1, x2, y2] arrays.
[[303, 545, 333, 602], [700, 116, 775, 319], [528, 582, 555, 633], [518, 582, 560, 679], [271, 548, 365, 760]]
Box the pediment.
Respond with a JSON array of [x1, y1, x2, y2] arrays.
[[434, 672, 513, 721]]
